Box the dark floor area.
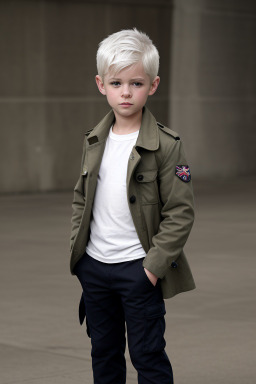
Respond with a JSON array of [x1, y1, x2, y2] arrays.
[[1, 179, 256, 383]]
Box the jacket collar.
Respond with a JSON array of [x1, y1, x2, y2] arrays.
[[86, 106, 159, 151], [136, 107, 159, 151], [86, 109, 115, 145]]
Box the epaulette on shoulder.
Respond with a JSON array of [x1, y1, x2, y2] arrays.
[[85, 128, 93, 137], [157, 122, 180, 141]]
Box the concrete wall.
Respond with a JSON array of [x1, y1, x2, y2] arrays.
[[0, 0, 172, 193], [1, 0, 256, 193], [169, 0, 256, 179]]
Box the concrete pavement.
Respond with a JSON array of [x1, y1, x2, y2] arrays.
[[1, 180, 256, 383]]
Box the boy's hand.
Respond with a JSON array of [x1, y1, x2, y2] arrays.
[[144, 268, 158, 286]]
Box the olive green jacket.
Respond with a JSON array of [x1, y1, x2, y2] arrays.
[[70, 107, 195, 299]]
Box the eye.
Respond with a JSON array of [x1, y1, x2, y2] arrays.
[[132, 82, 143, 87], [110, 81, 121, 87]]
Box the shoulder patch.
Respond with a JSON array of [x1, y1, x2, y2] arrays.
[[175, 165, 191, 182], [157, 122, 180, 140]]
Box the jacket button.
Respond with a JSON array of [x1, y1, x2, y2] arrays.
[[137, 174, 144, 181], [171, 261, 178, 269], [129, 195, 136, 204]]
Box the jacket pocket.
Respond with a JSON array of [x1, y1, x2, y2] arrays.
[[135, 169, 159, 204], [79, 292, 91, 338], [143, 301, 166, 352]]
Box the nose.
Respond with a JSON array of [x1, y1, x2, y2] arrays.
[[121, 84, 131, 98]]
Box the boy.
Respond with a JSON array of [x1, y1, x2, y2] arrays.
[[70, 29, 195, 384]]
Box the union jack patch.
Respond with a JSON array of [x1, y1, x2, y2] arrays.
[[175, 165, 191, 182]]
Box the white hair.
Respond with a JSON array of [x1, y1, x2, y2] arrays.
[[96, 28, 159, 81]]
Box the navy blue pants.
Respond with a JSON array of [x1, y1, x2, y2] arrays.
[[74, 254, 173, 384]]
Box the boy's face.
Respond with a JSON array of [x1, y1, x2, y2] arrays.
[[95, 62, 160, 122]]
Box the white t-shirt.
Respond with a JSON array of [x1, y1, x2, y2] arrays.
[[86, 127, 146, 263]]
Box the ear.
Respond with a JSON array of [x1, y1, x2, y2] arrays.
[[148, 76, 160, 96], [95, 75, 106, 95]]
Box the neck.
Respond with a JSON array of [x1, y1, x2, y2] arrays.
[[112, 110, 142, 135]]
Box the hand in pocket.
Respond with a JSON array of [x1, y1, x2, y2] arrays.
[[144, 268, 158, 286]]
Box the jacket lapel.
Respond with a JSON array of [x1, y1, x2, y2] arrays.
[[126, 107, 160, 186], [85, 110, 115, 200]]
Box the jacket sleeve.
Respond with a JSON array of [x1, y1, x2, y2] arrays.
[[70, 137, 87, 252], [142, 139, 195, 279]]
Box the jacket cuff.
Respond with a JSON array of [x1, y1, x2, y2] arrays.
[[142, 256, 167, 279]]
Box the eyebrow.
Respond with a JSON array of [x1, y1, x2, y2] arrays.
[[109, 77, 145, 82]]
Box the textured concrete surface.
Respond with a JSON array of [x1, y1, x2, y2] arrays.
[[0, 0, 172, 193], [169, 0, 256, 178], [1, 1, 256, 193], [0, 180, 256, 383]]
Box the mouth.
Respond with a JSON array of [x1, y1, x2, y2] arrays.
[[120, 102, 132, 105]]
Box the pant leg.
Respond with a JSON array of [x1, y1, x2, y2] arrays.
[[74, 254, 126, 384], [113, 258, 173, 384]]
